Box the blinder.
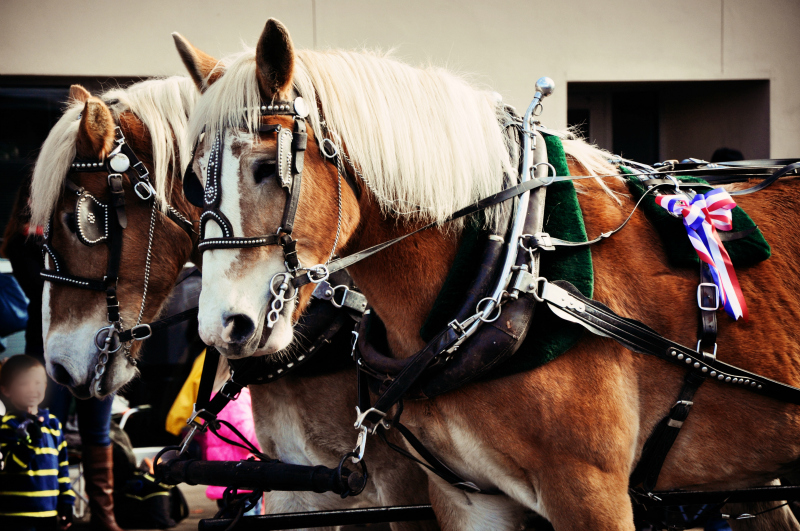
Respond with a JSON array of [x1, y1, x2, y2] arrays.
[[75, 191, 109, 246]]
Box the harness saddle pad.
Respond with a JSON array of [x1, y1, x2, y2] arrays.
[[421, 134, 594, 377], [624, 171, 771, 268]]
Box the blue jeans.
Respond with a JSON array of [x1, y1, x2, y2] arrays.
[[48, 384, 113, 447]]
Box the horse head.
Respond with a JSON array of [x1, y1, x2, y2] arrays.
[[178, 20, 361, 359], [31, 79, 199, 398]]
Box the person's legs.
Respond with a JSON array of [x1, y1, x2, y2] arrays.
[[46, 382, 72, 425], [77, 396, 122, 531]]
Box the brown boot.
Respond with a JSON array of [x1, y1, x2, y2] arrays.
[[83, 444, 124, 531]]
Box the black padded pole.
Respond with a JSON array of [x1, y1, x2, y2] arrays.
[[157, 458, 347, 495]]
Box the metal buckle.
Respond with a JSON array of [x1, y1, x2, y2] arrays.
[[130, 323, 152, 341], [449, 319, 468, 340], [696, 340, 717, 362], [186, 406, 213, 431], [114, 126, 126, 145], [697, 282, 720, 311], [219, 381, 242, 401]]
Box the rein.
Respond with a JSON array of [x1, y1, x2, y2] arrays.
[[40, 124, 197, 395]]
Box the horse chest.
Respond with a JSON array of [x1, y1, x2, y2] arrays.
[[249, 383, 328, 466]]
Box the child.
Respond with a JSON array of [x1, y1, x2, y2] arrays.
[[0, 355, 74, 530]]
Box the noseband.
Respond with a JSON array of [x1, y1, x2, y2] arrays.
[[41, 124, 195, 395], [183, 97, 347, 329]]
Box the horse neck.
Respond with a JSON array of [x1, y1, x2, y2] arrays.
[[343, 199, 460, 359]]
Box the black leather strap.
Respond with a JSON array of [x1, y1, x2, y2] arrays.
[[728, 161, 800, 196], [117, 307, 199, 343], [361, 325, 461, 426], [294, 176, 554, 289], [630, 370, 706, 492], [384, 422, 500, 495], [541, 280, 800, 405], [697, 263, 718, 353]]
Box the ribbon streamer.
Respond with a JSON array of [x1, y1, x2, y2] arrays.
[[655, 188, 748, 320]]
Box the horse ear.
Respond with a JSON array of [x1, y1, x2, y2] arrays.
[[75, 98, 115, 159], [172, 32, 221, 92], [255, 18, 295, 98], [69, 85, 91, 104]]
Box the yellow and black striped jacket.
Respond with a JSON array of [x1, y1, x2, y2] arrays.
[[0, 409, 75, 518]]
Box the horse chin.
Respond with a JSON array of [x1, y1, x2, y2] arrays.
[[90, 353, 137, 399], [253, 314, 295, 358]]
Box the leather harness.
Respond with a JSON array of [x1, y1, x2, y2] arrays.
[[181, 86, 800, 504]]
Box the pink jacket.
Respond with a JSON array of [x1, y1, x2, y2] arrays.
[[196, 388, 260, 500]]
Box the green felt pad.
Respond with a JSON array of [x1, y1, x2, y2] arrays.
[[624, 169, 771, 268]]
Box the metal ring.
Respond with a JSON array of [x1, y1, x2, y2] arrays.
[[330, 285, 349, 308], [476, 296, 503, 323], [320, 138, 339, 160], [533, 162, 557, 185], [94, 326, 123, 353], [134, 181, 155, 201], [305, 264, 330, 284]]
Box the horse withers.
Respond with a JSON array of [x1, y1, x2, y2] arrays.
[[182, 17, 800, 531]]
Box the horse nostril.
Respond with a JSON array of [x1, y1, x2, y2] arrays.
[[222, 314, 256, 344], [51, 363, 75, 387]]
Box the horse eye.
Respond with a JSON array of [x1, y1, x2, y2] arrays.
[[62, 212, 77, 233], [254, 159, 277, 184]]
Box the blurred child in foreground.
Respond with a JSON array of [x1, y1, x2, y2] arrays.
[[0, 355, 74, 530]]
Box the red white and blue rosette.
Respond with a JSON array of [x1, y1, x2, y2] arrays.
[[655, 187, 748, 320]]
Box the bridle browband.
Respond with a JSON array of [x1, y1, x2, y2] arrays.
[[41, 124, 196, 395]]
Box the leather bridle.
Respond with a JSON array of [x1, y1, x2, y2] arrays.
[[41, 124, 196, 395], [183, 96, 348, 330]]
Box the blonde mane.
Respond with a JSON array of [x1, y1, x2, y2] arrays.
[[187, 48, 519, 230], [187, 47, 623, 231], [30, 76, 198, 228]]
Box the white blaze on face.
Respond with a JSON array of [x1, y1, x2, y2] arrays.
[[196, 132, 295, 357]]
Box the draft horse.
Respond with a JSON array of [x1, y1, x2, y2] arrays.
[[28, 76, 434, 529], [182, 18, 800, 531]]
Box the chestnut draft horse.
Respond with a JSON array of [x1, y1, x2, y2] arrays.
[[28, 76, 434, 529], [182, 18, 800, 531]]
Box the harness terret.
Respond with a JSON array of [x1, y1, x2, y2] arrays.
[[40, 124, 196, 395]]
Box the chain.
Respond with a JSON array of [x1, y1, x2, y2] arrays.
[[326, 160, 343, 264], [266, 272, 293, 329], [134, 202, 157, 327]]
